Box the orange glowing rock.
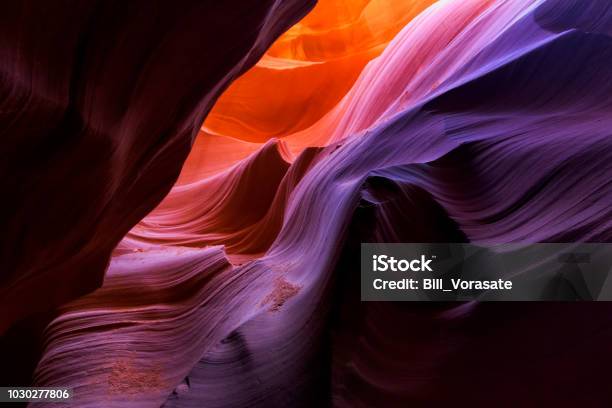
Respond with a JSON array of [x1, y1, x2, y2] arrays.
[[202, 0, 437, 143]]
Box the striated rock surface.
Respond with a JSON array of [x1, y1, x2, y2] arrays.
[[0, 0, 316, 333], [4, 0, 612, 406]]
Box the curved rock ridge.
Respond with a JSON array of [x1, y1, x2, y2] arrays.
[[28, 0, 612, 406], [0, 0, 316, 334], [123, 140, 322, 259], [34, 247, 236, 407]]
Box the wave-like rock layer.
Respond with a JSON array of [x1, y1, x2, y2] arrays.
[[3, 0, 612, 406], [0, 0, 316, 333]]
